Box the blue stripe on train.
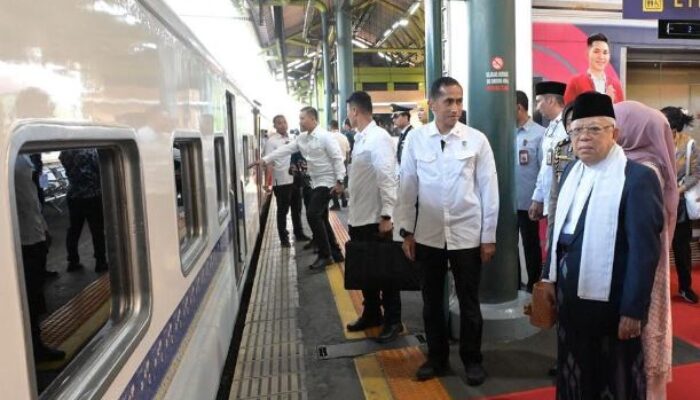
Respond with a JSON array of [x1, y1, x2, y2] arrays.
[[119, 223, 233, 400]]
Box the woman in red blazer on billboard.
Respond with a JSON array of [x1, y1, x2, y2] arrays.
[[564, 33, 624, 104]]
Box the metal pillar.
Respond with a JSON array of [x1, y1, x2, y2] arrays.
[[468, 0, 518, 304], [321, 11, 333, 126], [335, 0, 354, 125], [424, 0, 442, 114]]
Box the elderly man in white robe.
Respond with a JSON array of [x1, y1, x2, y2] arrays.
[[541, 92, 664, 399]]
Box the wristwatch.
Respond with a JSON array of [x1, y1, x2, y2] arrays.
[[399, 228, 413, 238], [380, 215, 391, 221]]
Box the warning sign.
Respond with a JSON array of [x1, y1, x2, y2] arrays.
[[485, 55, 509, 92], [491, 56, 504, 71]]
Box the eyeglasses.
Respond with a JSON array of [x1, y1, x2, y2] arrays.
[[569, 124, 614, 138]]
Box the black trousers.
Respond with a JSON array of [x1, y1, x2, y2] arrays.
[[66, 196, 106, 265], [348, 224, 401, 324], [673, 210, 693, 292], [517, 210, 542, 291], [307, 186, 341, 258], [417, 243, 483, 365], [272, 183, 304, 241], [22, 241, 48, 350]]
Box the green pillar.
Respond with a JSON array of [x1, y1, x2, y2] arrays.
[[321, 11, 333, 126], [468, 0, 518, 303], [424, 0, 442, 115], [335, 0, 354, 125]]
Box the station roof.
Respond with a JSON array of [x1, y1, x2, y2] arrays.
[[248, 0, 425, 99]]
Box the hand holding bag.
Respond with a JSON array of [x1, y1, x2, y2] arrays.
[[684, 139, 700, 220]]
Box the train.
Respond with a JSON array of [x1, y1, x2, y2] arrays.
[[0, 0, 270, 398]]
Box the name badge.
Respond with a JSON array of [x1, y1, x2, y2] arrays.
[[519, 149, 529, 165], [546, 149, 554, 166]]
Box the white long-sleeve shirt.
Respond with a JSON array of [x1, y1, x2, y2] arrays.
[[262, 132, 294, 186], [348, 121, 397, 227], [396, 121, 499, 250], [262, 125, 345, 188], [531, 112, 567, 216]]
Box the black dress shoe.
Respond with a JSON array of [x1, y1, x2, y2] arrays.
[[329, 205, 341, 211], [44, 270, 59, 279], [376, 323, 402, 343], [416, 360, 448, 381], [35, 344, 66, 362], [332, 252, 345, 263], [281, 239, 291, 248], [548, 364, 557, 377], [346, 316, 383, 332], [295, 233, 311, 241], [465, 362, 487, 386], [309, 256, 333, 270]]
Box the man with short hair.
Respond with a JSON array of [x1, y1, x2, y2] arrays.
[[391, 104, 413, 165], [397, 77, 499, 385], [564, 33, 624, 105], [515, 90, 545, 292], [263, 115, 309, 247], [542, 91, 662, 398], [257, 107, 346, 269], [344, 91, 402, 343], [529, 81, 568, 228]]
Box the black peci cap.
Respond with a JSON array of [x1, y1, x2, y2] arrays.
[[391, 103, 413, 114], [571, 91, 615, 121], [535, 81, 566, 97]]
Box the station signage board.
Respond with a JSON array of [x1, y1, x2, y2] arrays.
[[623, 0, 700, 19]]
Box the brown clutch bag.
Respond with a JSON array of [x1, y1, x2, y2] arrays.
[[524, 281, 557, 329]]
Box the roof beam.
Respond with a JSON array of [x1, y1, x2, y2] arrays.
[[353, 48, 423, 54]]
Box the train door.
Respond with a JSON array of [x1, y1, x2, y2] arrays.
[[226, 92, 245, 280]]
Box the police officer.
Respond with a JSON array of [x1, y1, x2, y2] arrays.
[[529, 82, 567, 235], [391, 104, 413, 165]]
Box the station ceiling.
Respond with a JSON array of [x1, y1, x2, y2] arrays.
[[245, 0, 425, 99]]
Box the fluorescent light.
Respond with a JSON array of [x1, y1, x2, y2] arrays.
[[383, 29, 392, 38], [409, 2, 420, 15], [288, 59, 302, 67], [392, 21, 400, 29], [399, 18, 409, 27], [352, 39, 369, 48]]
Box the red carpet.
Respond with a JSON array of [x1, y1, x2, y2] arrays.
[[670, 268, 700, 348]]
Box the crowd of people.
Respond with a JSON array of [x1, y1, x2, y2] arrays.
[[254, 32, 698, 399]]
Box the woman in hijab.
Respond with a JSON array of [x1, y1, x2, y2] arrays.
[[615, 101, 678, 399]]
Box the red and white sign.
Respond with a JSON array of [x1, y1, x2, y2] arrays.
[[491, 56, 504, 71]]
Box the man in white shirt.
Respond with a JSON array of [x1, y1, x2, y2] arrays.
[[263, 115, 309, 247], [257, 107, 346, 270], [529, 81, 568, 229], [397, 77, 498, 385], [329, 119, 350, 210], [343, 91, 402, 343], [15, 154, 66, 362]]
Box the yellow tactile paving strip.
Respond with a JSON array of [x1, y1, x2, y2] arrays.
[[40, 274, 110, 348], [328, 211, 452, 400]]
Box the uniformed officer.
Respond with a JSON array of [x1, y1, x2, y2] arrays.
[[391, 103, 413, 165], [515, 91, 545, 292], [529, 82, 568, 235]]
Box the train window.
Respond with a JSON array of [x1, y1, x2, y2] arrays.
[[173, 137, 207, 274], [362, 82, 388, 91], [394, 82, 419, 91], [214, 136, 229, 221], [9, 125, 150, 398]]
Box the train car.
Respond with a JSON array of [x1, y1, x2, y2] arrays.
[[0, 0, 270, 398]]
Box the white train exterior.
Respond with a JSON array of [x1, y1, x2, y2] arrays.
[[0, 0, 267, 398]]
